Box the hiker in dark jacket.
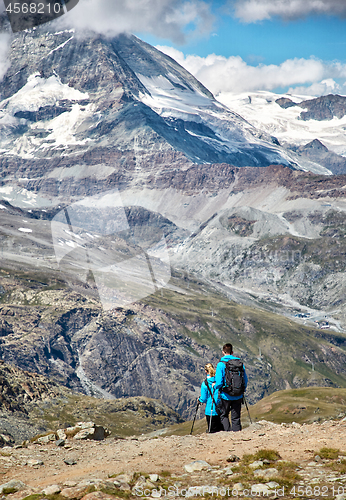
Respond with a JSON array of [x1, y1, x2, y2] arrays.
[[214, 343, 248, 432], [199, 363, 222, 433]]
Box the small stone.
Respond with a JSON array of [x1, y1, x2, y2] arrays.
[[132, 476, 147, 490], [254, 468, 279, 479], [63, 481, 78, 487], [314, 455, 321, 462], [232, 483, 243, 491], [335, 495, 346, 500], [249, 460, 264, 468], [56, 439, 66, 447], [226, 454, 240, 463], [80, 493, 115, 500], [60, 486, 88, 499], [75, 421, 95, 429], [64, 458, 77, 466], [42, 485, 61, 495], [149, 474, 159, 482], [223, 467, 233, 476], [113, 474, 133, 484], [266, 482, 280, 489], [310, 478, 320, 484], [57, 429, 67, 440], [73, 429, 95, 440], [27, 459, 44, 466], [79, 480, 103, 488], [36, 433, 56, 444], [251, 484, 270, 495], [119, 483, 131, 491], [184, 460, 212, 473]]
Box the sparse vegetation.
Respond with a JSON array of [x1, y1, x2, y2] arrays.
[[318, 447, 340, 460], [253, 449, 282, 461]]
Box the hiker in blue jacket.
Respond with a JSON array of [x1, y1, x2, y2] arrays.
[[214, 343, 248, 432], [199, 363, 222, 433]]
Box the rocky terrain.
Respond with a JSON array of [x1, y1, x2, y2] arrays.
[[0, 360, 184, 443], [1, 418, 346, 500], [1, 235, 346, 422]]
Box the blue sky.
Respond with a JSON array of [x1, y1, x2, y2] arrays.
[[134, 0, 346, 96], [140, 14, 346, 66]]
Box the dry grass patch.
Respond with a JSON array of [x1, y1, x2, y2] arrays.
[[318, 447, 340, 460]]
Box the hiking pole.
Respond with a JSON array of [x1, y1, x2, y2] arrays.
[[190, 400, 201, 435], [208, 413, 213, 434], [243, 395, 253, 424]]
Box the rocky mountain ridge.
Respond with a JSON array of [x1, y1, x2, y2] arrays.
[[0, 23, 304, 212], [222, 91, 346, 173], [276, 94, 346, 121]]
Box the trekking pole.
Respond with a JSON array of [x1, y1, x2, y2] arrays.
[[243, 395, 253, 424], [208, 413, 213, 434], [190, 400, 201, 435]]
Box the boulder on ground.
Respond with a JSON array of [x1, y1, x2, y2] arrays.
[[0, 433, 15, 448], [0, 480, 26, 495], [64, 422, 110, 441], [184, 460, 211, 473]]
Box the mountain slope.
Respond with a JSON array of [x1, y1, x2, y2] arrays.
[[1, 212, 346, 423], [1, 23, 330, 210], [221, 91, 346, 173]]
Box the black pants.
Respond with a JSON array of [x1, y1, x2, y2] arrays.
[[218, 398, 242, 432], [205, 414, 222, 433]]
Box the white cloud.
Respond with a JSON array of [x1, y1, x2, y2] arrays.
[[287, 78, 346, 96], [0, 33, 11, 82], [58, 0, 214, 43], [157, 45, 346, 96], [231, 0, 346, 23]]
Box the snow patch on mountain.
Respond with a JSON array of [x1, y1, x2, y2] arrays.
[[137, 73, 217, 114], [38, 103, 94, 148], [0, 73, 88, 115], [0, 73, 93, 157], [137, 72, 296, 167], [219, 91, 346, 156]]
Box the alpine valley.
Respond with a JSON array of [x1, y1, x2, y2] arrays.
[[1, 15, 346, 436]]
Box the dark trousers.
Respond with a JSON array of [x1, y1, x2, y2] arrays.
[[205, 414, 222, 433], [218, 398, 242, 432]]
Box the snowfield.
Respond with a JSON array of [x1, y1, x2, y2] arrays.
[[219, 91, 346, 156]]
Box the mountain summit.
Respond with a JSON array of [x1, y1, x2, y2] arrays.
[[0, 26, 306, 205]]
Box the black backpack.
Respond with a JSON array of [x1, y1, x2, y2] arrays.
[[222, 359, 245, 397]]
